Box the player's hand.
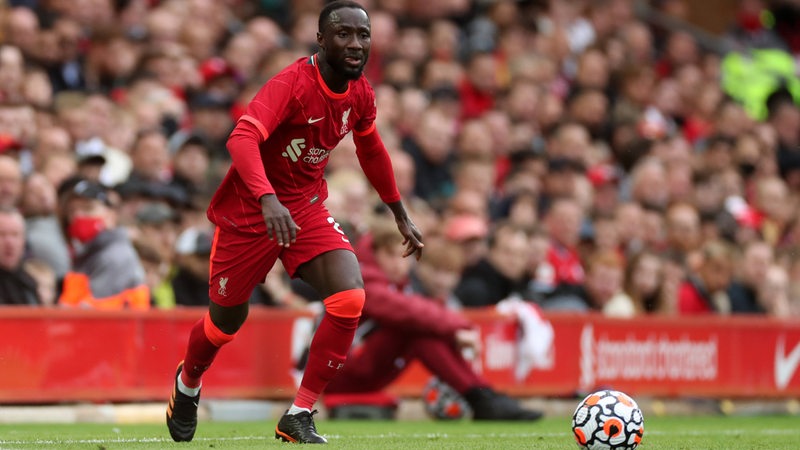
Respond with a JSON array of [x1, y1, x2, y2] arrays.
[[454, 328, 481, 354], [396, 215, 424, 260], [260, 194, 301, 247]]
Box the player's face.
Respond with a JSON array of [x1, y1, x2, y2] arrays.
[[318, 7, 371, 80]]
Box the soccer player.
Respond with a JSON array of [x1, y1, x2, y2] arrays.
[[166, 1, 424, 444]]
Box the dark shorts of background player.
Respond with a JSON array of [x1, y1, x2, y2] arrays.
[[208, 203, 355, 307]]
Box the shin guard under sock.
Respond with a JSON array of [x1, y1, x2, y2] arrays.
[[294, 289, 364, 409], [180, 312, 236, 388]]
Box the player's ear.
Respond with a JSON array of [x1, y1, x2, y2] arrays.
[[316, 32, 323, 47]]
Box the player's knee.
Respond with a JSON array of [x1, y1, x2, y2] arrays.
[[323, 288, 365, 318], [204, 311, 239, 346]]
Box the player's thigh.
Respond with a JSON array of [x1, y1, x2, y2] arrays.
[[209, 227, 281, 306], [282, 210, 362, 297]]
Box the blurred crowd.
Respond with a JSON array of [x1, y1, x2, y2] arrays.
[[2, 0, 800, 317]]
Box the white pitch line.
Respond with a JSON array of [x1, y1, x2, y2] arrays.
[[1, 428, 799, 446], [0, 435, 269, 445]]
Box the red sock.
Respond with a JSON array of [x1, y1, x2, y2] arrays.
[[295, 289, 363, 409], [180, 312, 235, 388]]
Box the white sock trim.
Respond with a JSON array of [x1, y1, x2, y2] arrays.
[[288, 404, 311, 415], [177, 373, 201, 397]]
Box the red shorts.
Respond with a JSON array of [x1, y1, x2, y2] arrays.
[[208, 203, 354, 306]]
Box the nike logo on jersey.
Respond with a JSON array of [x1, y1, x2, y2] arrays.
[[307, 116, 325, 124]]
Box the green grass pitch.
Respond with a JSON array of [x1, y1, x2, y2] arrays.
[[0, 416, 798, 449]]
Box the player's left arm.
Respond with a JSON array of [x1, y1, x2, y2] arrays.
[[354, 126, 424, 260]]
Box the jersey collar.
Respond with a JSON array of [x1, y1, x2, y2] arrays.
[[310, 53, 350, 100]]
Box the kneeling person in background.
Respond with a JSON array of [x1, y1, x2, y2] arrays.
[[324, 219, 543, 421]]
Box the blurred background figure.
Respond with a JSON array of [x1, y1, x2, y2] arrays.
[[454, 221, 532, 308], [57, 179, 149, 309], [0, 155, 22, 208], [0, 206, 40, 305], [20, 172, 71, 280], [325, 219, 542, 421], [171, 226, 213, 307], [678, 240, 736, 314]]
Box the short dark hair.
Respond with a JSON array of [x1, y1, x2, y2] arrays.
[[318, 1, 367, 33]]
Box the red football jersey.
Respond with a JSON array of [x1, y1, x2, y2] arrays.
[[208, 54, 377, 233], [546, 242, 585, 286]]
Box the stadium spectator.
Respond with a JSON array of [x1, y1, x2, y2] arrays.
[[677, 240, 736, 314], [0, 45, 25, 103], [401, 107, 457, 207], [757, 263, 792, 317], [325, 219, 542, 421], [727, 239, 775, 313], [24, 258, 57, 307], [134, 201, 179, 265], [459, 52, 498, 120], [409, 237, 465, 308], [452, 159, 498, 211], [29, 126, 73, 173], [20, 172, 71, 279], [186, 91, 235, 157], [0, 155, 23, 208], [541, 249, 633, 316], [455, 221, 532, 307], [47, 17, 86, 93], [767, 90, 800, 189], [628, 156, 670, 212], [171, 225, 213, 307], [623, 249, 668, 314], [40, 153, 78, 194], [539, 156, 584, 210], [0, 206, 40, 305], [442, 213, 490, 269], [664, 201, 702, 264], [57, 179, 149, 309], [133, 239, 174, 309], [74, 138, 109, 184], [168, 134, 213, 200], [541, 197, 585, 291], [126, 129, 173, 185], [3, 7, 39, 58], [749, 175, 794, 248]]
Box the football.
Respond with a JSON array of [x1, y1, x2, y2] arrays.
[[422, 377, 471, 420], [571, 389, 644, 450]]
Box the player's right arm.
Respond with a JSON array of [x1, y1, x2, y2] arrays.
[[226, 119, 300, 247], [226, 72, 301, 246]]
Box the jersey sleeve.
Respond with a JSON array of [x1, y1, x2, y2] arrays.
[[227, 70, 299, 200], [352, 80, 377, 137], [238, 71, 298, 140], [354, 128, 401, 204], [351, 80, 399, 202], [227, 119, 274, 200]]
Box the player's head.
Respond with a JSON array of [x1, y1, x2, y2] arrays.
[[317, 1, 370, 80]]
